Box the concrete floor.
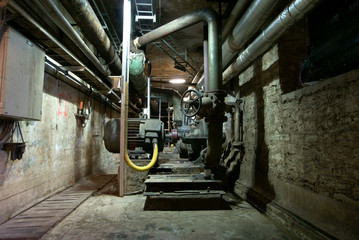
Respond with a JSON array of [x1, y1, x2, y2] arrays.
[[42, 180, 292, 240]]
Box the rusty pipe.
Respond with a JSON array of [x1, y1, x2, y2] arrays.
[[60, 0, 122, 74], [35, 0, 110, 78]]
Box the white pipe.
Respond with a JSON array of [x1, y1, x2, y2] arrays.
[[223, 0, 323, 83]]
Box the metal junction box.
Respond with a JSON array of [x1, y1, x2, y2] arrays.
[[0, 26, 45, 120]]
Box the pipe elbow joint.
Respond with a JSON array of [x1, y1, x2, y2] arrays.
[[197, 8, 218, 24]]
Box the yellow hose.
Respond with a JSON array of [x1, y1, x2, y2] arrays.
[[124, 143, 158, 171]]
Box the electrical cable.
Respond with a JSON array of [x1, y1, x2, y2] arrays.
[[124, 143, 158, 171]]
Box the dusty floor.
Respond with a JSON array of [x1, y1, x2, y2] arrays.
[[42, 181, 292, 240]]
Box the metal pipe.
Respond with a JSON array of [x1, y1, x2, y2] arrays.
[[147, 76, 151, 118], [119, 0, 132, 197], [222, 0, 281, 69], [36, 0, 109, 78], [223, 0, 323, 83], [135, 8, 221, 91], [158, 98, 161, 120], [7, 0, 118, 100], [222, 0, 252, 41], [60, 0, 122, 74], [203, 24, 209, 91], [146, 59, 151, 119], [234, 93, 241, 143]]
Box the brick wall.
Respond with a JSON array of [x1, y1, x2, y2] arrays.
[[232, 34, 359, 238]]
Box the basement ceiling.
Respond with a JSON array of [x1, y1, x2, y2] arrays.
[[3, 0, 233, 99]]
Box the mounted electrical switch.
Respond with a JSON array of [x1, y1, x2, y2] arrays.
[[0, 26, 45, 120]]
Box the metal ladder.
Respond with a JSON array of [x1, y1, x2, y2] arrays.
[[135, 0, 156, 35], [153, 35, 198, 76]]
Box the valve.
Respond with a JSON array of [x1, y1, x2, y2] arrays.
[[180, 89, 202, 117]]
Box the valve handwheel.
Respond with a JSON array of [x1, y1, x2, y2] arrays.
[[181, 89, 202, 117]]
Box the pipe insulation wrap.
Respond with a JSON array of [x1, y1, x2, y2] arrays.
[[60, 0, 122, 73], [36, 0, 110, 78], [223, 0, 323, 83], [129, 51, 147, 96], [7, 0, 120, 100]]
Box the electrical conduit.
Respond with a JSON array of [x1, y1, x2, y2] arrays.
[[125, 143, 158, 172]]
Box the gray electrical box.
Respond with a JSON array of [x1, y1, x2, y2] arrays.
[[0, 26, 45, 121]]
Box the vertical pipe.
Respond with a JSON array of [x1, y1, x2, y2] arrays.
[[168, 109, 171, 132], [119, 0, 131, 197], [147, 76, 151, 118], [203, 24, 209, 92], [158, 98, 162, 120], [136, 8, 220, 91], [146, 59, 151, 119]]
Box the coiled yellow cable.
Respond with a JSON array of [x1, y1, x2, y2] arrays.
[[124, 143, 158, 171]]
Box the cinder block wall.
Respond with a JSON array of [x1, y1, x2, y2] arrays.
[[0, 70, 120, 224], [232, 22, 359, 239]]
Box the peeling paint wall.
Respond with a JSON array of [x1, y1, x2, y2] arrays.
[[229, 22, 359, 239], [0, 71, 120, 224]]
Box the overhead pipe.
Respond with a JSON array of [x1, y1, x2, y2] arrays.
[[60, 0, 122, 75], [190, 0, 251, 85], [223, 0, 323, 83], [135, 8, 225, 175], [35, 0, 110, 79], [222, 0, 281, 69], [134, 8, 221, 92], [7, 0, 120, 101], [221, 0, 252, 41]]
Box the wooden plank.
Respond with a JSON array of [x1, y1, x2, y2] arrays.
[[0, 175, 114, 240]]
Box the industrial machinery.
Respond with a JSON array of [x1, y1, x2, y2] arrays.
[[103, 118, 165, 171], [104, 118, 165, 153], [175, 119, 208, 161]]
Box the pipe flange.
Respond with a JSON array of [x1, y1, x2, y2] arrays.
[[134, 37, 141, 49]]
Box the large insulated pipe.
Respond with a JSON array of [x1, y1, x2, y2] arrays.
[[223, 0, 323, 83], [221, 0, 252, 41], [7, 0, 119, 99], [222, 0, 281, 69], [35, 0, 110, 78], [60, 0, 122, 75], [135, 8, 221, 92]]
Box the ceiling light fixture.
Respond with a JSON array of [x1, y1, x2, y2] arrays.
[[169, 79, 186, 84]]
